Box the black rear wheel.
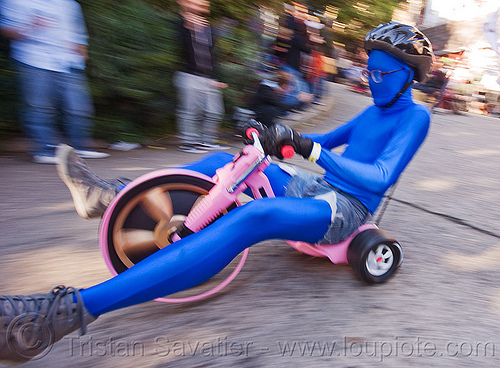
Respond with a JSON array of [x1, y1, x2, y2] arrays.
[[347, 229, 403, 284]]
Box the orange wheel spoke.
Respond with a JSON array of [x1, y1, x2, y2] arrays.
[[140, 188, 174, 222], [115, 229, 159, 256]]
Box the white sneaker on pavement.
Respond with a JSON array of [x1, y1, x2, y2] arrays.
[[33, 155, 59, 164], [108, 141, 141, 151], [198, 142, 230, 150], [74, 149, 110, 159], [178, 144, 208, 154]]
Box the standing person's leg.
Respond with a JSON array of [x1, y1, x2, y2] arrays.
[[312, 77, 325, 105], [307, 77, 315, 100], [60, 68, 108, 159], [280, 66, 300, 106], [16, 62, 59, 163], [315, 77, 321, 100], [200, 77, 227, 149], [175, 72, 206, 153]]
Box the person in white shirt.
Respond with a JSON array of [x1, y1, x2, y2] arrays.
[[0, 0, 108, 163]]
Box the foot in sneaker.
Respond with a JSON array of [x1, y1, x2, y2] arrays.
[[178, 144, 208, 154], [0, 286, 96, 363], [56, 144, 118, 219], [33, 155, 59, 165], [74, 149, 110, 159], [198, 142, 230, 150]]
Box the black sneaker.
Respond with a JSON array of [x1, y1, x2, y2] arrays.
[[0, 286, 96, 363], [56, 144, 118, 219]]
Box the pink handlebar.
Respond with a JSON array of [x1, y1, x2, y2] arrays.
[[246, 127, 259, 140]]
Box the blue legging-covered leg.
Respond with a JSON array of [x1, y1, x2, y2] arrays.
[[80, 153, 333, 316]]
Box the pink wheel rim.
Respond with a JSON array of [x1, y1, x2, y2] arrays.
[[99, 168, 248, 303]]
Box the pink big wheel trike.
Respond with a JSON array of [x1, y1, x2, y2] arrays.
[[99, 129, 403, 303]]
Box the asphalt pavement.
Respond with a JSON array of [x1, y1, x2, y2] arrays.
[[1, 82, 500, 367]]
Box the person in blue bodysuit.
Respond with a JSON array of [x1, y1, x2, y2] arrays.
[[0, 23, 434, 362]]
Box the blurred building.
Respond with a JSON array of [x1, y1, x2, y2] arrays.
[[394, 0, 500, 94], [393, 0, 499, 52], [392, 0, 425, 26]]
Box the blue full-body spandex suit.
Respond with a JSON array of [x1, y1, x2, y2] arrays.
[[81, 50, 431, 317]]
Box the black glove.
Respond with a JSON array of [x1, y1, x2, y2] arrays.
[[241, 119, 268, 145], [240, 120, 281, 158], [265, 123, 314, 160], [241, 120, 313, 160]]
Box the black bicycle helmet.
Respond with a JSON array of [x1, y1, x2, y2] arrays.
[[364, 22, 434, 83]]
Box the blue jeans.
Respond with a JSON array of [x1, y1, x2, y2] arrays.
[[309, 77, 325, 102], [280, 65, 310, 106], [16, 61, 94, 156], [283, 167, 370, 243]]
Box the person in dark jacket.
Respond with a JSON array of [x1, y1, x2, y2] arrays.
[[281, 14, 312, 106], [174, 0, 228, 153], [250, 70, 312, 127]]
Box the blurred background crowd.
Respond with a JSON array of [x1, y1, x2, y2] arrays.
[[1, 0, 499, 150]]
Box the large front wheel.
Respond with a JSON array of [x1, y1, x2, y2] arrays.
[[99, 169, 244, 302]]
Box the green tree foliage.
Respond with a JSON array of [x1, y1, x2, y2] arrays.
[[309, 0, 404, 51], [0, 33, 19, 137], [78, 0, 181, 141], [213, 17, 263, 110]]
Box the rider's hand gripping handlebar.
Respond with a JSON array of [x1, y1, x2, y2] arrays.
[[245, 127, 295, 159]]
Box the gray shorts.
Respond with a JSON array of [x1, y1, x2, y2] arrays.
[[281, 165, 370, 244]]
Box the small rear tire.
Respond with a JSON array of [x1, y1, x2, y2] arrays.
[[347, 229, 403, 284]]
